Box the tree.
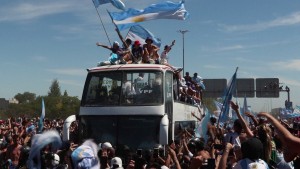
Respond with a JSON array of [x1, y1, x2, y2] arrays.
[[14, 92, 36, 104], [63, 90, 68, 97], [48, 79, 61, 97]]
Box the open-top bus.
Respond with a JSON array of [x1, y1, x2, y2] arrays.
[[63, 64, 202, 151]]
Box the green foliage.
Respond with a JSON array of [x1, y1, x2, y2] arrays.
[[14, 92, 36, 104], [0, 79, 80, 119], [48, 79, 62, 97]]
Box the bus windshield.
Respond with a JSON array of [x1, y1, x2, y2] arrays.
[[80, 115, 161, 150], [81, 71, 163, 106]]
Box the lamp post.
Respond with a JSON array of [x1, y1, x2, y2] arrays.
[[279, 85, 292, 109], [178, 30, 189, 75]]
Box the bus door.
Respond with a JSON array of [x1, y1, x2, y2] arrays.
[[165, 71, 173, 141]]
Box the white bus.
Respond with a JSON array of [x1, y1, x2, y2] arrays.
[[63, 64, 202, 151]]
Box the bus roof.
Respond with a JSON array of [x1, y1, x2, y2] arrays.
[[87, 64, 176, 73]]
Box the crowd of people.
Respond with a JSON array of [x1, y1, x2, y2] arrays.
[[96, 29, 176, 67], [177, 72, 205, 106], [0, 101, 300, 168]]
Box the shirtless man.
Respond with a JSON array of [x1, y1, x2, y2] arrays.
[[143, 37, 159, 64], [6, 135, 22, 168]]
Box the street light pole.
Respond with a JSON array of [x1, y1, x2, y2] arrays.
[[178, 30, 189, 75]]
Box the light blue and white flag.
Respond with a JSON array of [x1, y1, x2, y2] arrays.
[[213, 100, 222, 117], [108, 0, 189, 30], [28, 130, 62, 169], [195, 107, 210, 143], [294, 105, 300, 114], [93, 0, 125, 10], [38, 98, 45, 133], [280, 108, 293, 119], [241, 95, 250, 124], [71, 139, 100, 169], [126, 25, 161, 47], [219, 68, 238, 123]]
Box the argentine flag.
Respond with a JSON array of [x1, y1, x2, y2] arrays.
[[126, 25, 161, 47], [38, 98, 45, 133], [93, 0, 125, 10], [108, 1, 189, 30], [219, 68, 238, 123]]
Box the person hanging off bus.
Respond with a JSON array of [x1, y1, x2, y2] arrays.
[[143, 37, 160, 64], [131, 40, 144, 64], [192, 72, 205, 104], [160, 40, 175, 65], [96, 41, 130, 66]]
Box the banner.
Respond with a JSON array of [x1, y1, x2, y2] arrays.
[[108, 1, 189, 30]]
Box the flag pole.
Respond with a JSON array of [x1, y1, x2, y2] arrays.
[[92, 2, 112, 46]]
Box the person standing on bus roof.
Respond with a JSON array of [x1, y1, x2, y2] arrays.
[[160, 40, 175, 65]]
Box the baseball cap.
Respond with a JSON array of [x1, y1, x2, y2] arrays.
[[102, 142, 112, 149], [134, 40, 141, 46], [110, 157, 124, 169], [113, 41, 119, 46]]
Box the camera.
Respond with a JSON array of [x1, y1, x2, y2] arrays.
[[153, 148, 159, 158], [213, 144, 224, 150], [201, 158, 215, 169], [137, 149, 142, 157], [100, 156, 108, 167]]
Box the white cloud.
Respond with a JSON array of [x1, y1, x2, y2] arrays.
[[270, 59, 300, 71], [217, 45, 244, 52], [279, 77, 300, 87], [0, 2, 89, 23], [222, 11, 300, 32], [203, 65, 223, 69]]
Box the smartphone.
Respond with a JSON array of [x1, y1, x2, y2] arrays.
[[137, 149, 142, 157], [228, 149, 234, 157], [213, 144, 224, 150], [153, 148, 159, 158], [207, 159, 216, 169]]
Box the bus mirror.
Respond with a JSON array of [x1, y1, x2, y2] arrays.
[[159, 115, 169, 145], [63, 115, 76, 141]]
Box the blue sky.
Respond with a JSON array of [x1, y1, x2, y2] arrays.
[[1, 0, 300, 112]]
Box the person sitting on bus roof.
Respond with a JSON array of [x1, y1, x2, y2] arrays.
[[143, 37, 160, 64], [131, 40, 144, 64], [96, 41, 130, 66]]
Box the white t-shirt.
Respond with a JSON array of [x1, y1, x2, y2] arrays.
[[160, 51, 168, 64], [134, 77, 144, 94], [233, 158, 269, 169], [122, 81, 136, 96]]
